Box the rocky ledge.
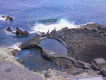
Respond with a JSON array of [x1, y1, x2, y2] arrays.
[[20, 23, 106, 76], [6, 27, 29, 37]]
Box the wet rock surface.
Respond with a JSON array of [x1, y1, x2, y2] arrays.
[[1, 15, 13, 21], [6, 27, 30, 37], [16, 27, 29, 37], [21, 34, 40, 49]]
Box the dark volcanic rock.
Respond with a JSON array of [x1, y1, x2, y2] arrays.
[[0, 62, 43, 80], [2, 15, 13, 21], [49, 23, 106, 63], [15, 27, 29, 37], [21, 34, 40, 49], [6, 27, 29, 36], [79, 23, 106, 30], [6, 27, 12, 32], [10, 49, 19, 56], [21, 42, 90, 74], [6, 27, 15, 34], [5, 16, 13, 21], [20, 23, 106, 74]]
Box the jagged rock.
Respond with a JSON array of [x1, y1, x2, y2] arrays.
[[2, 15, 13, 21], [6, 27, 12, 32], [101, 68, 106, 77], [6, 27, 29, 36], [1, 15, 5, 18], [47, 23, 106, 63], [20, 23, 106, 75], [6, 27, 15, 34], [5, 16, 13, 21], [15, 27, 29, 37], [92, 58, 106, 70], [79, 23, 106, 30], [10, 49, 19, 56], [21, 34, 40, 49]]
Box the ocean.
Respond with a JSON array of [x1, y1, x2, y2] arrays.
[[0, 0, 106, 71]]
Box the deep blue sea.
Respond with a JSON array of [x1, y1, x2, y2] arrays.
[[0, 0, 106, 71]]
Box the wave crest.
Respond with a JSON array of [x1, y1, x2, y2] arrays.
[[31, 19, 78, 33]]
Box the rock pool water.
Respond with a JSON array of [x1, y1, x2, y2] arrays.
[[16, 48, 58, 72], [16, 38, 68, 72], [38, 38, 68, 56]]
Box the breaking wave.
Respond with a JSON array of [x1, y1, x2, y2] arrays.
[[7, 42, 21, 51], [0, 15, 6, 21], [31, 19, 79, 33]]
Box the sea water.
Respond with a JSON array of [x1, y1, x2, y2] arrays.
[[0, 0, 106, 71]]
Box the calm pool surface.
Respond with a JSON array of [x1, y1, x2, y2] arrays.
[[39, 38, 68, 55]]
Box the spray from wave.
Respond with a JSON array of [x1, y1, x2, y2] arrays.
[[7, 42, 21, 51], [0, 15, 6, 21], [31, 19, 79, 33], [5, 29, 15, 35]]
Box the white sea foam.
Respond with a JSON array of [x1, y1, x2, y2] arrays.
[[7, 42, 21, 51], [5, 29, 15, 35], [0, 15, 6, 21], [31, 19, 79, 33]]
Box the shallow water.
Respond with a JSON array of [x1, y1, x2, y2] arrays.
[[39, 38, 68, 55], [16, 48, 58, 72]]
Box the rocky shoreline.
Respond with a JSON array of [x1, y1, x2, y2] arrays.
[[2, 22, 106, 80], [20, 22, 106, 78]]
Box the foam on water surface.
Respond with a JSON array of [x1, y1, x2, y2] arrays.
[[7, 42, 21, 51], [31, 19, 79, 33], [0, 15, 6, 21]]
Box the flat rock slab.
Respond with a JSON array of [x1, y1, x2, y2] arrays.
[[0, 62, 43, 80]]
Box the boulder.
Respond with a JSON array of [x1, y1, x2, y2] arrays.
[[5, 16, 13, 21], [10, 49, 19, 56], [15, 27, 29, 37], [1, 15, 5, 18], [6, 27, 12, 32]]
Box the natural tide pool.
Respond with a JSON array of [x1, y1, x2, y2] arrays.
[[16, 38, 68, 71], [38, 38, 68, 56], [16, 48, 58, 72]]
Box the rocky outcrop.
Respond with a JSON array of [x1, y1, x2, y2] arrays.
[[20, 23, 106, 75], [48, 23, 106, 63], [21, 34, 41, 49], [6, 27, 15, 34], [6, 27, 12, 32], [21, 42, 90, 74], [5, 16, 13, 21], [6, 27, 30, 37], [1, 15, 13, 21], [15, 27, 29, 37]]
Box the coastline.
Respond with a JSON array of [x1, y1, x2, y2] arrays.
[[1, 22, 106, 80]]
